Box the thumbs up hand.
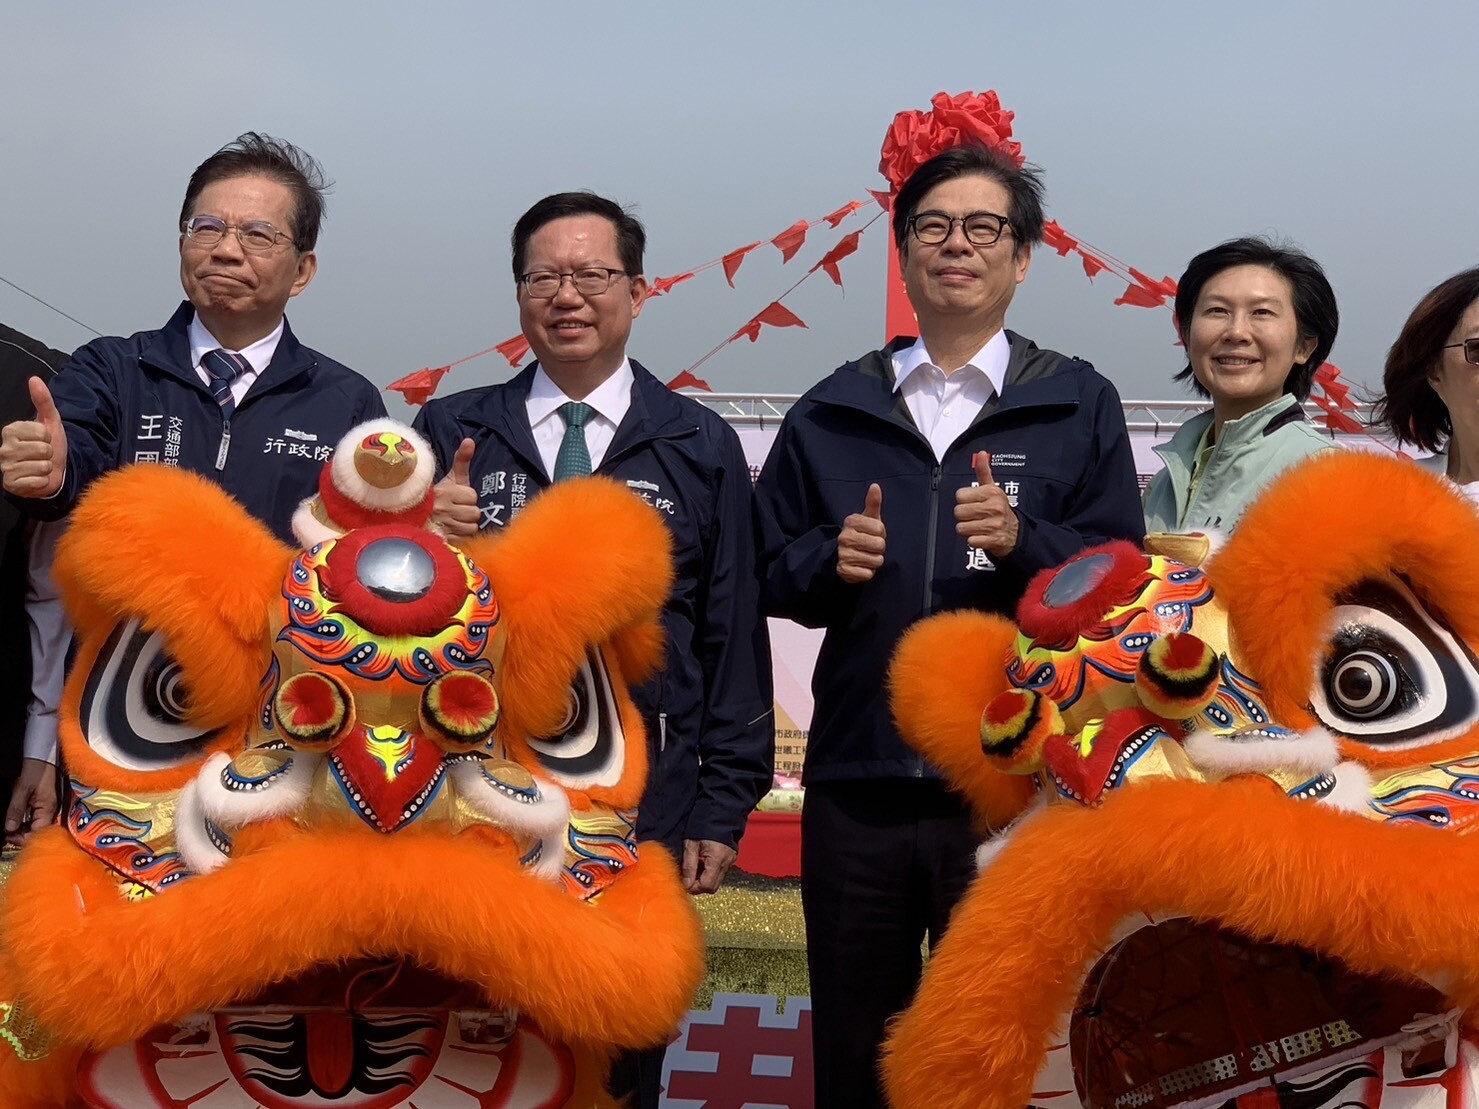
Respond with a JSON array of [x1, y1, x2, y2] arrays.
[[0, 377, 68, 498], [837, 482, 887, 584], [431, 437, 481, 539], [955, 451, 1020, 557]]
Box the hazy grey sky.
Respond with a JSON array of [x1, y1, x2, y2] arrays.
[[4, 0, 1477, 419]]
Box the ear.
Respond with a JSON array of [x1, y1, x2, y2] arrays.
[[889, 609, 1037, 829], [628, 274, 649, 320], [1294, 333, 1317, 366], [1013, 242, 1033, 285], [54, 465, 292, 729], [466, 477, 672, 736], [290, 250, 317, 298]]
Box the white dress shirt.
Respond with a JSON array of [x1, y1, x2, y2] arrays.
[[187, 314, 284, 407], [891, 331, 1010, 462], [526, 360, 634, 478]]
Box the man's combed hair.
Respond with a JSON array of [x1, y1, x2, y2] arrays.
[[511, 192, 646, 281], [892, 144, 1046, 256], [1171, 236, 1339, 402], [1374, 267, 1479, 452], [179, 132, 331, 251]]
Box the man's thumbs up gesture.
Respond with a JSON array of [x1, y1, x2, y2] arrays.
[[430, 437, 481, 539], [0, 377, 67, 498], [955, 451, 1019, 557], [837, 482, 886, 583]]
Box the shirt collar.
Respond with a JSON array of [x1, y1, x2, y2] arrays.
[[188, 312, 284, 375], [891, 330, 1010, 396], [527, 359, 634, 427]]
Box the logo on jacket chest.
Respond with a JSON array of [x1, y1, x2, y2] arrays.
[[625, 478, 676, 515], [264, 427, 333, 463]]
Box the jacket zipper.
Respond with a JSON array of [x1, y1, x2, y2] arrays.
[[658, 712, 668, 754], [913, 465, 943, 776], [215, 418, 231, 471]]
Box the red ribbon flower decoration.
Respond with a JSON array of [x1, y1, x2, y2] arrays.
[[878, 90, 1024, 193]]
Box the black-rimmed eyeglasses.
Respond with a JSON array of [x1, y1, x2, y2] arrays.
[[1444, 338, 1479, 366], [907, 211, 1013, 247], [519, 268, 629, 299], [181, 215, 297, 253]]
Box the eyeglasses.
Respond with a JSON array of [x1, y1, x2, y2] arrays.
[[1444, 338, 1479, 366], [519, 268, 629, 299], [907, 211, 1013, 247], [181, 215, 297, 253]]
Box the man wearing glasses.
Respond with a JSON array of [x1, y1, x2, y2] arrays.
[[753, 143, 1143, 1109], [412, 190, 773, 1109], [0, 132, 385, 536], [0, 133, 384, 851]]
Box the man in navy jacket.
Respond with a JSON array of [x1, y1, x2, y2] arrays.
[[754, 144, 1144, 1109], [0, 134, 385, 843], [413, 191, 773, 1109], [0, 133, 385, 544]]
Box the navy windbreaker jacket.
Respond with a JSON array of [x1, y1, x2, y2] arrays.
[[12, 302, 386, 544], [413, 361, 775, 851], [755, 333, 1145, 783]]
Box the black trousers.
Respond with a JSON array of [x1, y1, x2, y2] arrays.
[[607, 832, 686, 1109], [801, 778, 979, 1109]]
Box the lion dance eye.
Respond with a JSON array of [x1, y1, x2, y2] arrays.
[[525, 648, 625, 789], [1310, 580, 1479, 747], [1327, 650, 1399, 719], [77, 618, 219, 771], [420, 670, 501, 752], [274, 671, 354, 750]]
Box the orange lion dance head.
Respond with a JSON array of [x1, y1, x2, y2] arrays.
[[885, 451, 1479, 1108], [0, 420, 703, 1108]]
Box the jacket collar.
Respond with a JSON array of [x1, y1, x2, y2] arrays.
[[1153, 394, 1309, 466], [460, 358, 699, 477], [812, 331, 1085, 425], [140, 302, 317, 394]]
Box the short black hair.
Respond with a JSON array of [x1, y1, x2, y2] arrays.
[[1374, 267, 1479, 452], [511, 192, 646, 282], [892, 144, 1045, 258], [1171, 236, 1339, 401], [179, 132, 330, 251]]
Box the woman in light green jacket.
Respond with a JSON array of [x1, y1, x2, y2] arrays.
[[1143, 237, 1340, 535]]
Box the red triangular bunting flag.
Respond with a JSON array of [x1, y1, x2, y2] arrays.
[[1041, 220, 1077, 257], [770, 219, 810, 263], [868, 188, 893, 211], [386, 366, 451, 406], [723, 242, 762, 287], [495, 335, 531, 366], [811, 231, 862, 287], [650, 272, 696, 297], [822, 200, 864, 227], [667, 369, 712, 391], [1319, 410, 1363, 434], [1081, 253, 1108, 280], [731, 301, 808, 343]]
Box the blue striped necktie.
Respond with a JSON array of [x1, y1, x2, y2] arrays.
[[202, 348, 251, 421], [554, 401, 594, 479]]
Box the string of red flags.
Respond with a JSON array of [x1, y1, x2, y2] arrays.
[[387, 201, 877, 401], [387, 88, 1365, 440]]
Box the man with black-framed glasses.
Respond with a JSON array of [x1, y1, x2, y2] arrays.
[[413, 190, 774, 1109], [754, 142, 1144, 1108], [0, 133, 385, 841]]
